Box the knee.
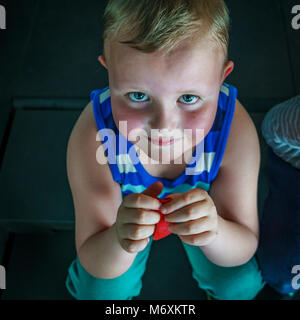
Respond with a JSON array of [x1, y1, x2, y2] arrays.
[[65, 258, 142, 300], [209, 262, 265, 300], [212, 276, 264, 300], [66, 276, 140, 300], [65, 272, 142, 300]]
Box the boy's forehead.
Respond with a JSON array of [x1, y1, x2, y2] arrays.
[[105, 36, 224, 89], [106, 33, 222, 62]]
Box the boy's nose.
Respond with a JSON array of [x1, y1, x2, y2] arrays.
[[150, 106, 179, 133]]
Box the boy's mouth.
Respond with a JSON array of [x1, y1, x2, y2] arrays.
[[147, 136, 181, 146]]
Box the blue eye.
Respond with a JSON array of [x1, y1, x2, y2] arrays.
[[127, 92, 201, 108], [128, 92, 149, 102], [179, 94, 199, 104]]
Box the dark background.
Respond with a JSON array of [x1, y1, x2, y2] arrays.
[[0, 0, 299, 300]]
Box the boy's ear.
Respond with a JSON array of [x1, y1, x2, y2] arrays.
[[221, 60, 234, 83], [98, 55, 107, 69]]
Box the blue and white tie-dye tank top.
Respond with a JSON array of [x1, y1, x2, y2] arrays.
[[91, 82, 237, 199]]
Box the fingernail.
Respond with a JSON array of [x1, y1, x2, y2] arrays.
[[160, 207, 167, 214]]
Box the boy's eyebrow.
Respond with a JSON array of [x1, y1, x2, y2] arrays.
[[122, 86, 205, 95]]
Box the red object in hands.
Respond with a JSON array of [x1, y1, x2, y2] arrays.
[[153, 197, 172, 241]]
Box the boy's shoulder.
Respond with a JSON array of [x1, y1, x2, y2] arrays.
[[221, 98, 259, 170], [67, 101, 121, 195]]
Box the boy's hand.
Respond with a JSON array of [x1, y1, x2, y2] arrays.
[[115, 181, 163, 253], [159, 188, 219, 247]]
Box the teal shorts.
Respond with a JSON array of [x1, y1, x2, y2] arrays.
[[65, 236, 265, 300]]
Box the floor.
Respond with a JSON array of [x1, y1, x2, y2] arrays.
[[0, 0, 299, 300]]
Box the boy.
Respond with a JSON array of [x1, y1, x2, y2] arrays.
[[65, 0, 265, 300]]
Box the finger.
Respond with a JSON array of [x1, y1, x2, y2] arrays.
[[124, 191, 162, 211], [121, 238, 149, 253], [168, 217, 209, 235], [160, 188, 207, 215], [142, 181, 164, 197], [164, 200, 211, 222], [159, 193, 180, 206], [121, 223, 155, 240], [164, 193, 181, 200], [179, 231, 217, 246], [119, 207, 161, 225]]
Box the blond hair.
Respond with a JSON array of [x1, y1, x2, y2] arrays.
[[102, 0, 230, 67]]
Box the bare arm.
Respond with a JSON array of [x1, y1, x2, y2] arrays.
[[67, 102, 137, 279], [200, 99, 260, 266], [78, 224, 139, 279]]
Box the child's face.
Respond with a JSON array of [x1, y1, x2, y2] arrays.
[[98, 35, 234, 164]]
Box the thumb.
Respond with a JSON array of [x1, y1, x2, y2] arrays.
[[142, 181, 164, 198]]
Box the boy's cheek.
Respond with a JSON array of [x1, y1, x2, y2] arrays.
[[183, 111, 216, 140], [113, 111, 146, 139]]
